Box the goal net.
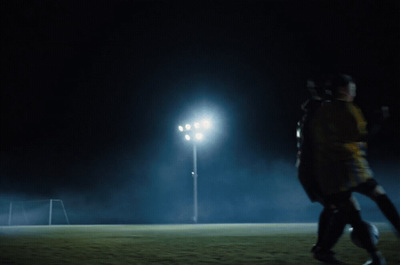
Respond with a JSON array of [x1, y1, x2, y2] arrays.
[[7, 199, 70, 226]]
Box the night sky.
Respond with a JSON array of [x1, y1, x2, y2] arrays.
[[1, 0, 399, 224]]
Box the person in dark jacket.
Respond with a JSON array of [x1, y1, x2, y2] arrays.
[[297, 78, 347, 264]]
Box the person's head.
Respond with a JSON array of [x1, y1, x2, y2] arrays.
[[306, 77, 332, 101], [331, 74, 356, 102], [306, 79, 322, 100]]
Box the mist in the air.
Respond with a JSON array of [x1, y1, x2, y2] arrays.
[[2, 136, 398, 226], [1, 88, 399, 226]]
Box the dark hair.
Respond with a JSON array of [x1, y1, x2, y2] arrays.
[[331, 74, 354, 88], [326, 74, 355, 98]]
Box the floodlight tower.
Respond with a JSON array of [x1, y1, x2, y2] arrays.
[[178, 120, 211, 223]]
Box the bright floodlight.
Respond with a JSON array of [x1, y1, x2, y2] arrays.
[[195, 133, 203, 140], [176, 116, 215, 223], [202, 120, 211, 129]]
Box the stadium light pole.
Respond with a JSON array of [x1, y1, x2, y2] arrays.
[[178, 120, 211, 223]]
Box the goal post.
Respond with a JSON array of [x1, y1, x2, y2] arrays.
[[8, 199, 70, 226]]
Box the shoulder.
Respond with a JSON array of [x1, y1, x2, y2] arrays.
[[316, 100, 332, 112], [347, 102, 366, 119], [348, 102, 362, 110]]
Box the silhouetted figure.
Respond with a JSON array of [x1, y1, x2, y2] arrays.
[[311, 74, 400, 265], [297, 78, 347, 264]]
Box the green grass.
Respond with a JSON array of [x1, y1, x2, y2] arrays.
[[0, 224, 399, 265]]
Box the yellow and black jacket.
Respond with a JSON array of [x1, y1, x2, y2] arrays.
[[312, 99, 373, 195]]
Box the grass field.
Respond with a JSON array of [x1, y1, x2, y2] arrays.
[[0, 223, 399, 265]]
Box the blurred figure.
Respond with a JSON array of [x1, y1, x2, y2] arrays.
[[296, 78, 325, 203], [296, 77, 347, 264], [311, 74, 400, 265]]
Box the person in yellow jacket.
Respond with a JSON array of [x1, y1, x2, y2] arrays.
[[311, 74, 400, 265], [313, 79, 372, 195]]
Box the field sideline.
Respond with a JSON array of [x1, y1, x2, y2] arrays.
[[0, 223, 399, 265]]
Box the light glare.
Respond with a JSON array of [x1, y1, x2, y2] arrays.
[[185, 134, 191, 141], [195, 133, 203, 140], [178, 125, 184, 132], [202, 120, 211, 129], [185, 124, 191, 130]]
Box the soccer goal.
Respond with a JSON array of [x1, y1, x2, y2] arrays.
[[8, 199, 70, 226]]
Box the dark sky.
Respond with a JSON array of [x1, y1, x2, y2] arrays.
[[1, 0, 399, 224]]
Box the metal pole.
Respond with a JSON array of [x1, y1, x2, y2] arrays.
[[193, 143, 198, 223], [49, 199, 53, 226], [8, 202, 12, 226], [59, 200, 70, 225]]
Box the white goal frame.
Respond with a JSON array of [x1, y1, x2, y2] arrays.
[[8, 199, 70, 226]]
